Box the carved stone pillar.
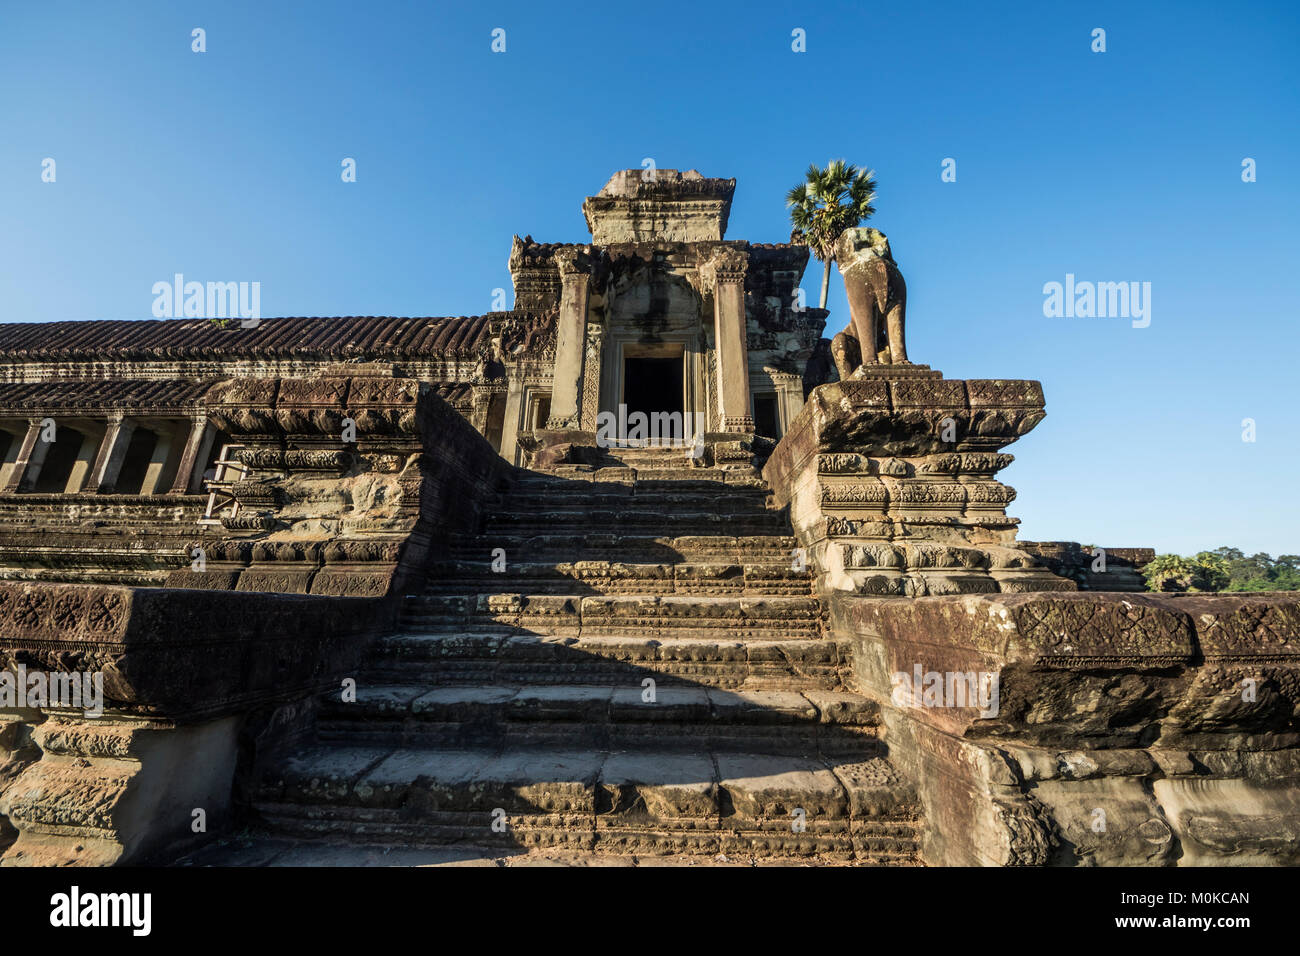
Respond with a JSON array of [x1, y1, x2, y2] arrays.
[[580, 321, 605, 432], [772, 371, 806, 435], [546, 248, 591, 430], [2, 419, 54, 493], [705, 248, 753, 433], [83, 414, 137, 493], [499, 375, 526, 465], [169, 416, 215, 494]]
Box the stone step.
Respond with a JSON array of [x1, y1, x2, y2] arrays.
[[449, 533, 801, 563], [592, 446, 701, 462], [253, 746, 920, 861], [509, 481, 761, 498], [175, 837, 896, 866], [367, 632, 846, 689], [397, 593, 824, 639], [480, 510, 789, 535], [316, 683, 881, 753], [489, 498, 777, 520], [423, 560, 812, 596], [493, 478, 769, 502], [633, 468, 762, 483], [521, 469, 764, 490]]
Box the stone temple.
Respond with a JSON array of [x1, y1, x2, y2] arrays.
[[0, 169, 1297, 866]]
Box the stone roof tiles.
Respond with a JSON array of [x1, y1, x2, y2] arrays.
[[0, 378, 478, 417], [0, 378, 214, 413], [0, 314, 514, 360], [432, 383, 475, 406]]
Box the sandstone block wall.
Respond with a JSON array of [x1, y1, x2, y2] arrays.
[[0, 581, 386, 864], [833, 590, 1300, 865], [764, 378, 1072, 596], [164, 373, 510, 598]]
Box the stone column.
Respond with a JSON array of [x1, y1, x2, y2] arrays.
[[545, 248, 591, 430], [169, 417, 215, 494], [579, 321, 605, 432], [83, 414, 137, 493], [705, 248, 753, 433], [1, 419, 54, 493], [772, 371, 805, 436], [499, 375, 526, 465]]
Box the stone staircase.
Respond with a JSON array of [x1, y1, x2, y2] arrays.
[[247, 450, 922, 863]]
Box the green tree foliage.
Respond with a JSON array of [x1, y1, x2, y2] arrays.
[[1206, 547, 1300, 591], [1142, 548, 1299, 592], [786, 160, 878, 309]]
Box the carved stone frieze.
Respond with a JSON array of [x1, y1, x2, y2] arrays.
[[764, 376, 1072, 596]]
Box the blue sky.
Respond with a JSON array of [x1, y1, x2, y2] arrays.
[[2, 0, 1297, 555]]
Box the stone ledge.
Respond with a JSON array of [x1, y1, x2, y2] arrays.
[[0, 580, 393, 866], [0, 580, 387, 720], [832, 589, 1300, 865]]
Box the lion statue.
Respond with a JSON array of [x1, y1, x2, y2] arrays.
[[830, 227, 909, 378]]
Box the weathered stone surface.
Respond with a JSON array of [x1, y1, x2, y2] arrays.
[[0, 579, 387, 865], [0, 715, 241, 866], [1019, 540, 1152, 592], [764, 377, 1070, 596], [716, 754, 848, 820], [0, 581, 384, 719], [835, 590, 1300, 865], [582, 169, 735, 245], [598, 752, 718, 819], [237, 449, 915, 862]]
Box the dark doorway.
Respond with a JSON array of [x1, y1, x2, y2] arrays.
[[753, 393, 781, 440], [114, 428, 159, 495], [484, 392, 507, 452], [623, 356, 683, 418], [530, 395, 551, 431]]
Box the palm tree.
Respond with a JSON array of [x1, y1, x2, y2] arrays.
[[786, 160, 878, 309]]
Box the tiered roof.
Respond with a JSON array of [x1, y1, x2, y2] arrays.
[[0, 315, 511, 360]]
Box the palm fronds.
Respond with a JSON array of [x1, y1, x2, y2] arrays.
[[785, 159, 878, 263]]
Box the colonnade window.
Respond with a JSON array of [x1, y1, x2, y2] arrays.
[[0, 416, 213, 496], [114, 428, 162, 495], [32, 426, 89, 493]]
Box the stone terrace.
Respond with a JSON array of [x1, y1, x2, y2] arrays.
[[244, 449, 922, 863]]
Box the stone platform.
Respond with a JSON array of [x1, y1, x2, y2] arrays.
[[764, 377, 1073, 596], [835, 589, 1300, 865]]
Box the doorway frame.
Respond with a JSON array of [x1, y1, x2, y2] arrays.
[[601, 334, 706, 433], [617, 342, 688, 416]]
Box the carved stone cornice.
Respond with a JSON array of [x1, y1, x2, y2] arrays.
[[554, 246, 594, 280], [766, 369, 804, 387], [700, 247, 748, 292]]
